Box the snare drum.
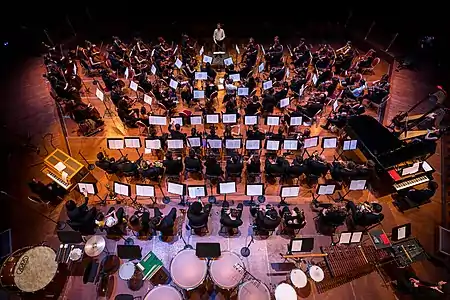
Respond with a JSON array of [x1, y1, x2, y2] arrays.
[[144, 285, 183, 300], [0, 246, 59, 293], [290, 269, 307, 288], [274, 283, 297, 300], [170, 249, 207, 290], [237, 280, 271, 300], [309, 266, 324, 282], [209, 251, 244, 289], [119, 262, 136, 280]]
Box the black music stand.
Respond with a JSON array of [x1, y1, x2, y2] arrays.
[[117, 245, 142, 260], [167, 181, 187, 206], [288, 237, 314, 254], [196, 242, 221, 259], [78, 150, 95, 170], [224, 138, 242, 157], [187, 185, 207, 203], [265, 139, 281, 155], [313, 184, 336, 202], [336, 139, 358, 160], [244, 184, 265, 206], [135, 184, 157, 208], [391, 223, 412, 242], [265, 115, 281, 133], [302, 136, 319, 158], [77, 182, 107, 206], [336, 179, 367, 202], [218, 182, 236, 206], [113, 181, 132, 204], [205, 113, 221, 126], [107, 138, 125, 157], [240, 235, 254, 257], [124, 137, 142, 156], [244, 115, 259, 127], [57, 230, 83, 244], [319, 137, 338, 155], [95, 86, 115, 118], [222, 113, 238, 125], [279, 186, 300, 206], [148, 115, 167, 134]]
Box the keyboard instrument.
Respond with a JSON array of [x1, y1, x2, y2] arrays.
[[42, 149, 89, 190], [393, 175, 430, 191]]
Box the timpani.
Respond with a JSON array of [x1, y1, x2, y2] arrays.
[[290, 268, 308, 288], [170, 249, 207, 290], [144, 285, 183, 300], [237, 280, 271, 300], [274, 283, 297, 300], [209, 251, 245, 289]]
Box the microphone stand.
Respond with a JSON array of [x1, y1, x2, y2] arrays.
[[0, 191, 66, 230], [240, 235, 254, 257]]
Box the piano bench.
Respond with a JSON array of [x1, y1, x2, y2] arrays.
[[393, 196, 430, 213]]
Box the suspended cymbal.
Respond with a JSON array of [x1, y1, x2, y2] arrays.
[[84, 235, 106, 257]]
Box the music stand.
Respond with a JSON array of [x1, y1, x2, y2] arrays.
[[265, 139, 281, 152], [107, 138, 125, 156], [302, 136, 319, 158], [288, 237, 314, 253], [320, 137, 338, 155], [205, 113, 220, 125], [148, 115, 167, 133], [135, 184, 157, 207], [117, 245, 142, 260], [336, 139, 358, 159], [338, 231, 363, 244], [244, 115, 259, 126], [265, 115, 281, 133], [218, 182, 236, 205], [222, 113, 238, 124], [245, 139, 261, 153], [78, 182, 106, 205], [391, 223, 411, 242], [244, 183, 265, 206], [96, 87, 114, 118], [196, 242, 221, 259], [189, 115, 203, 127], [124, 136, 142, 156], [187, 185, 207, 204], [57, 230, 83, 244], [167, 181, 187, 206], [113, 182, 131, 205], [337, 179, 366, 201], [78, 150, 95, 170], [279, 186, 300, 206], [313, 184, 336, 202]]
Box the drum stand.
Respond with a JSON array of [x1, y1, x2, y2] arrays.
[[240, 235, 254, 257]]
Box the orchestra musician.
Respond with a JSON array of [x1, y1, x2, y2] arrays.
[[226, 155, 244, 179], [311, 199, 347, 226], [213, 23, 226, 52], [140, 160, 164, 181], [243, 37, 258, 67], [292, 38, 311, 67], [187, 200, 212, 231], [95, 152, 118, 174], [265, 36, 284, 70], [245, 95, 262, 115], [220, 201, 244, 233], [280, 207, 306, 230], [251, 204, 282, 233], [152, 207, 178, 236], [65, 189, 97, 233], [163, 151, 183, 177], [184, 149, 203, 177], [346, 201, 384, 227]]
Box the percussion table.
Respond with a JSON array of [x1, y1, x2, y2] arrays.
[[136, 251, 163, 281]]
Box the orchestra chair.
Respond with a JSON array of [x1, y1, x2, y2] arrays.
[[135, 120, 149, 136], [279, 221, 304, 237], [188, 222, 209, 235], [252, 223, 276, 237], [246, 172, 261, 184], [156, 101, 169, 116], [362, 57, 380, 75], [220, 206, 244, 236]]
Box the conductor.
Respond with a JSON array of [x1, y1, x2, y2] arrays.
[[213, 23, 226, 52]]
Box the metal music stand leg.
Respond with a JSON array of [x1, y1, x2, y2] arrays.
[[278, 197, 289, 207], [178, 195, 187, 206], [244, 196, 255, 207], [95, 194, 108, 206]]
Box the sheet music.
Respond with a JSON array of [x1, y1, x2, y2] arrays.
[[136, 185, 155, 197], [195, 72, 207, 80], [219, 182, 236, 194], [246, 184, 263, 196], [167, 182, 184, 195], [144, 94, 152, 105], [245, 139, 260, 150], [167, 139, 184, 149], [267, 116, 280, 126], [339, 232, 352, 244], [280, 98, 289, 108], [263, 80, 273, 90], [318, 184, 335, 195], [281, 186, 300, 197], [207, 139, 222, 149], [217, 84, 224, 90], [130, 81, 138, 92], [235, 44, 240, 54], [190, 116, 203, 125], [333, 100, 339, 111], [350, 232, 363, 243], [224, 57, 233, 66], [397, 227, 406, 240], [199, 46, 204, 55], [283, 140, 298, 150], [266, 140, 280, 150], [343, 140, 358, 151], [171, 117, 183, 126], [188, 186, 206, 198], [54, 162, 66, 172], [349, 180, 366, 191], [114, 182, 129, 196], [187, 137, 201, 147], [237, 87, 249, 96], [95, 88, 104, 101], [174, 58, 182, 69], [203, 55, 212, 63], [290, 116, 302, 126], [258, 63, 264, 72], [225, 139, 241, 149], [323, 138, 337, 149], [169, 79, 178, 89], [244, 115, 258, 125], [145, 139, 161, 149], [291, 240, 303, 252], [108, 139, 124, 149], [192, 90, 205, 99], [78, 183, 96, 195], [206, 114, 219, 124], [299, 84, 305, 97], [62, 171, 68, 181], [148, 115, 167, 125], [304, 137, 318, 148], [312, 74, 318, 85], [229, 74, 240, 82], [124, 138, 141, 148], [151, 64, 157, 75], [222, 113, 237, 124], [402, 162, 420, 176], [422, 161, 433, 172]]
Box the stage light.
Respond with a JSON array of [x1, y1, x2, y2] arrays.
[[3, 41, 8, 46]]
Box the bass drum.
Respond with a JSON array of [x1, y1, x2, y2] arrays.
[[0, 246, 61, 295]]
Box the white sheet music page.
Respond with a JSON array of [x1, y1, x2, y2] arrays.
[[246, 184, 263, 196], [267, 116, 280, 126], [224, 57, 233, 66], [144, 94, 152, 105], [398, 227, 406, 240], [188, 186, 206, 198], [195, 72, 207, 80], [145, 139, 161, 149], [54, 162, 66, 172], [136, 185, 155, 197], [95, 88, 104, 101], [222, 114, 237, 124], [266, 140, 280, 150], [349, 180, 366, 191], [187, 137, 201, 147], [225, 139, 241, 149], [422, 161, 433, 172], [286, 68, 290, 79], [78, 183, 95, 195], [244, 115, 258, 125], [171, 117, 183, 126], [167, 140, 184, 149], [351, 232, 363, 243], [149, 115, 167, 125], [291, 240, 303, 252], [283, 140, 298, 150], [124, 67, 129, 79], [323, 138, 337, 149], [114, 182, 129, 196], [246, 140, 260, 150], [235, 44, 240, 54], [130, 81, 138, 92], [281, 186, 300, 197], [207, 139, 222, 149], [339, 232, 352, 244], [190, 116, 203, 125], [203, 55, 212, 63], [124, 138, 141, 148], [312, 73, 318, 85], [333, 100, 339, 111], [169, 79, 179, 89], [206, 114, 219, 124], [175, 58, 182, 69], [230, 73, 241, 82], [108, 139, 124, 149], [151, 64, 157, 75], [280, 98, 290, 108], [263, 80, 273, 90], [168, 182, 184, 195], [258, 63, 264, 72], [199, 46, 204, 55], [219, 182, 236, 194], [193, 90, 205, 99], [237, 87, 249, 96], [144, 148, 152, 154], [290, 116, 302, 126], [350, 140, 358, 150], [304, 137, 318, 148]]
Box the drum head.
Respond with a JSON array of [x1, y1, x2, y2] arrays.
[[210, 251, 244, 289], [14, 246, 58, 292], [144, 285, 182, 300], [238, 280, 271, 300], [170, 249, 207, 289], [119, 262, 136, 280], [290, 269, 307, 288], [309, 266, 324, 282], [275, 283, 297, 300]]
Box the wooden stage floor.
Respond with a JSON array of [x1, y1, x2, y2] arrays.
[[1, 44, 446, 299]]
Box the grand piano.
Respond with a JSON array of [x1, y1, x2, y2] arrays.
[[342, 115, 435, 193]]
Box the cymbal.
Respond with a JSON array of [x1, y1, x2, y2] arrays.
[[84, 235, 106, 257]]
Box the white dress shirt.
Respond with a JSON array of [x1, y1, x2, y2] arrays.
[[213, 29, 226, 42]]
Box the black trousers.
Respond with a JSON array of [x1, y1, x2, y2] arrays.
[[214, 40, 224, 52]]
